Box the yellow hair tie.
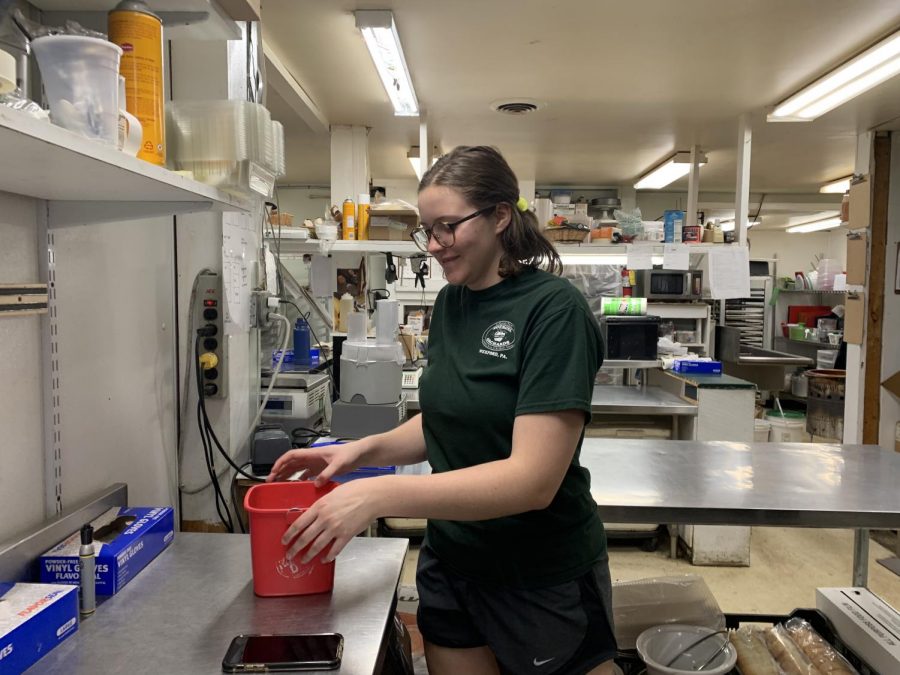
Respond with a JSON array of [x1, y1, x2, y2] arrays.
[[516, 196, 529, 212]]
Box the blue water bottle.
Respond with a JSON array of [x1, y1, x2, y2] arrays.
[[293, 316, 311, 366]]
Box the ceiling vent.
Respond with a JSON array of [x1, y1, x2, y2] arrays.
[[490, 99, 544, 115]]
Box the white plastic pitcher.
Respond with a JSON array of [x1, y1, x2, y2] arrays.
[[31, 35, 122, 146]]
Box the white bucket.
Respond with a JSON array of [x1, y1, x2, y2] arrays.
[[636, 624, 736, 675], [766, 411, 807, 442], [753, 419, 771, 442]]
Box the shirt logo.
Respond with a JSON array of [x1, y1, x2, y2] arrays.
[[481, 321, 516, 352]]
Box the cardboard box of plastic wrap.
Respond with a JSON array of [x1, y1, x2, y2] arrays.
[[368, 209, 418, 241], [40, 507, 175, 596], [673, 359, 722, 374], [817, 587, 900, 675], [0, 583, 78, 673]]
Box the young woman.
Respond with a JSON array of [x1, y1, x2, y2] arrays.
[[268, 146, 615, 675]]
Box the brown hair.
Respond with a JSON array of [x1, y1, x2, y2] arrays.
[[419, 145, 561, 276]]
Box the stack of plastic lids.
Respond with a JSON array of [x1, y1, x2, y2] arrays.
[[167, 100, 280, 195], [271, 121, 285, 178]]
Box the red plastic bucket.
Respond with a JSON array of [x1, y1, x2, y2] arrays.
[[244, 481, 338, 597]]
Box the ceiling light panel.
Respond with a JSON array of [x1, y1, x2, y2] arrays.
[[786, 217, 843, 233], [355, 10, 419, 117], [634, 151, 707, 190], [820, 177, 852, 194], [769, 30, 900, 121]]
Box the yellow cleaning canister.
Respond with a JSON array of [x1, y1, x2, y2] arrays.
[[342, 197, 356, 240], [108, 0, 165, 165], [357, 193, 370, 240]]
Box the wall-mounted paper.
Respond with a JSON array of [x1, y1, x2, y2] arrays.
[[309, 254, 336, 298], [708, 246, 751, 299], [626, 243, 654, 270], [663, 244, 690, 270], [222, 213, 256, 335]]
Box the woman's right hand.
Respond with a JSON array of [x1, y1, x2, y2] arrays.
[[266, 438, 370, 486]]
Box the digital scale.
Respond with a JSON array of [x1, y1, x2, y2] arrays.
[[259, 369, 330, 439]]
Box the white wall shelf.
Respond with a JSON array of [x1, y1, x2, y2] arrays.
[[34, 0, 241, 40], [0, 108, 249, 224], [265, 238, 424, 257], [266, 238, 746, 258], [556, 242, 738, 255]]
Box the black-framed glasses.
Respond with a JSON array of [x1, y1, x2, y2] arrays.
[[410, 205, 497, 252]]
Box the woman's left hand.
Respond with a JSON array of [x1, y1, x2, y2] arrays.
[[282, 479, 380, 564]]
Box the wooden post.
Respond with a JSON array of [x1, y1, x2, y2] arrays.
[[862, 133, 891, 444]]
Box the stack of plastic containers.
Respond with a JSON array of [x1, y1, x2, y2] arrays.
[[815, 258, 841, 291], [167, 100, 285, 196]]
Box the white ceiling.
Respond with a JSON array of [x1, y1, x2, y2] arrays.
[[261, 0, 900, 193]]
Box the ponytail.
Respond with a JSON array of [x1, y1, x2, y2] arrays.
[[421, 145, 562, 277]]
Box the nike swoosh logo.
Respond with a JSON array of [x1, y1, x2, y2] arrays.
[[533, 657, 555, 667]]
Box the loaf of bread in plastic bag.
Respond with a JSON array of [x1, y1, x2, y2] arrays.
[[729, 626, 780, 675], [783, 617, 858, 675]]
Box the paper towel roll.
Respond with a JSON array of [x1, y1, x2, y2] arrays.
[[600, 297, 647, 316], [347, 312, 367, 343], [375, 299, 399, 345]]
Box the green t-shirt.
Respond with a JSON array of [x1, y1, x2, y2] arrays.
[[419, 267, 606, 589]]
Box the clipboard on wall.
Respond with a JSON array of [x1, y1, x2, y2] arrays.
[[846, 233, 867, 286], [843, 292, 864, 344]]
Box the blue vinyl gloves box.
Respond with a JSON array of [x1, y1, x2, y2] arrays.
[[40, 507, 175, 596], [673, 359, 723, 374], [0, 583, 78, 674]]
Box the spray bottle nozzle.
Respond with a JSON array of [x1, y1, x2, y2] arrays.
[[80, 524, 93, 545]]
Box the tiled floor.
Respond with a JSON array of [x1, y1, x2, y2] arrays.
[[399, 527, 900, 613], [397, 528, 900, 673]]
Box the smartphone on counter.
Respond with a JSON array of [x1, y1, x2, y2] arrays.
[[222, 633, 343, 672]]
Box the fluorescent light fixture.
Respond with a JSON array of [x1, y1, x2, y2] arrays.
[[355, 10, 418, 116], [560, 255, 664, 266], [719, 219, 760, 232], [819, 176, 852, 193], [634, 151, 708, 190], [786, 217, 842, 234], [768, 29, 900, 121]]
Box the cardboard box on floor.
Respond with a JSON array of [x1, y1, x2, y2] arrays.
[[368, 208, 418, 241]]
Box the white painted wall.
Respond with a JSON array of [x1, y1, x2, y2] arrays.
[[50, 216, 176, 512], [880, 134, 900, 452], [274, 186, 330, 223], [747, 228, 847, 280], [0, 191, 45, 542], [371, 178, 419, 208]]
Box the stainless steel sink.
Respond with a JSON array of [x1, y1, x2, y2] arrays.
[[716, 326, 814, 390]]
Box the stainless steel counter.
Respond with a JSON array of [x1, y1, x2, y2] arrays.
[[582, 440, 900, 585], [590, 386, 696, 416], [29, 534, 408, 675], [407, 385, 697, 415], [582, 440, 900, 529]]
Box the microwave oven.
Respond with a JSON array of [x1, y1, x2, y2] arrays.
[[634, 269, 703, 300]]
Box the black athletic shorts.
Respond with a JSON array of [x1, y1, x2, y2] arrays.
[[416, 544, 618, 675]]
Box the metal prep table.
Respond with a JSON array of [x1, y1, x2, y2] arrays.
[[589, 385, 696, 416], [581, 439, 900, 586], [407, 384, 697, 417], [28, 533, 408, 675]]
